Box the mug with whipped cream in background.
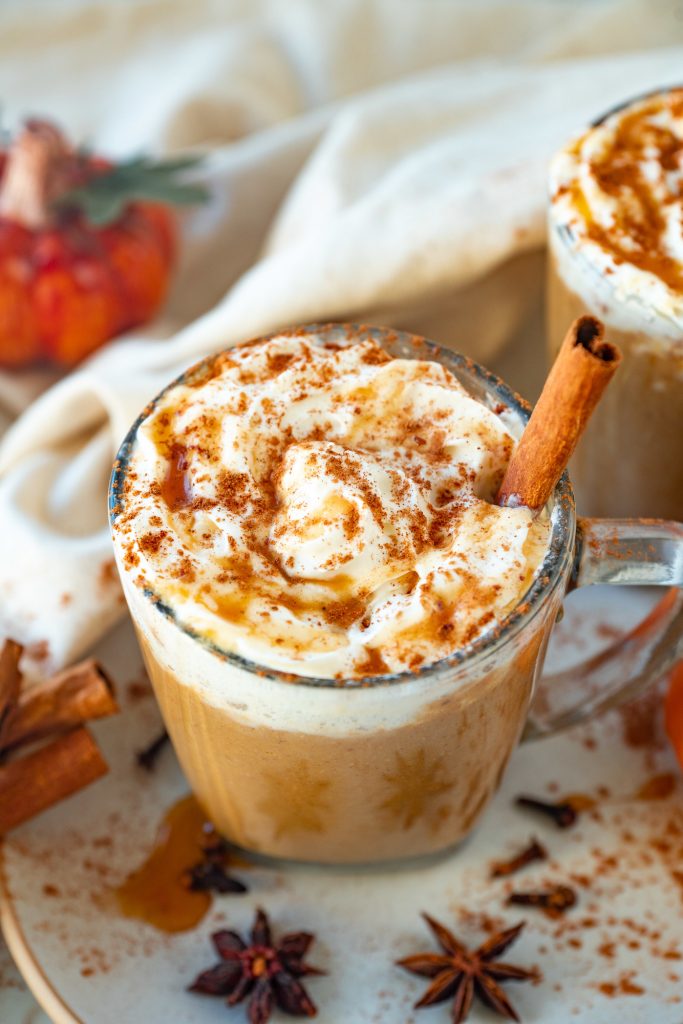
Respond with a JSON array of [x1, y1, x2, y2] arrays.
[[109, 324, 683, 865], [548, 86, 683, 519]]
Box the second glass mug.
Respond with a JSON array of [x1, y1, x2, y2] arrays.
[[109, 324, 683, 865], [546, 87, 683, 520]]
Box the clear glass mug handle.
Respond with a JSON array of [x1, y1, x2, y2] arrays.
[[525, 518, 683, 739]]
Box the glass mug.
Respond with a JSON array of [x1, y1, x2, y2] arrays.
[[109, 324, 683, 865], [547, 87, 683, 520]]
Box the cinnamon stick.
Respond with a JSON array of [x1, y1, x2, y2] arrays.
[[497, 316, 621, 512], [0, 727, 108, 834], [0, 640, 22, 724], [0, 659, 118, 754]]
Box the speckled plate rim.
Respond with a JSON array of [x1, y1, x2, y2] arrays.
[[0, 849, 82, 1024]]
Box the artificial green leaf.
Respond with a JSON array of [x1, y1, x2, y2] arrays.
[[55, 154, 209, 225]]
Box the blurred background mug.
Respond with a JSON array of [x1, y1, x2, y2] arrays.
[[547, 86, 683, 520]]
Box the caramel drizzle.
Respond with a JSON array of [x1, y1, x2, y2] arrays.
[[160, 442, 193, 511], [571, 89, 683, 293], [131, 339, 542, 674]]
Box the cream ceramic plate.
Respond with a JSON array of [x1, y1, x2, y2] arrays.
[[0, 936, 51, 1024], [2, 587, 683, 1024]]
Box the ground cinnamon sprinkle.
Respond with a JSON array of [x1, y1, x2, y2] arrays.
[[619, 683, 668, 754], [98, 559, 118, 586], [598, 975, 645, 998], [342, 503, 361, 541], [323, 448, 386, 529], [360, 345, 392, 366], [636, 773, 677, 801], [112, 328, 551, 676], [540, 787, 683, 989], [318, 595, 366, 630], [215, 470, 252, 513], [170, 556, 196, 582], [122, 547, 140, 571], [138, 532, 167, 555], [266, 350, 296, 375]]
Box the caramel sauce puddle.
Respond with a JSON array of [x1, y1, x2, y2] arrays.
[[115, 795, 217, 933]]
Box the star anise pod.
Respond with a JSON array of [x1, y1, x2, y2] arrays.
[[189, 907, 324, 1022], [397, 914, 537, 1023]]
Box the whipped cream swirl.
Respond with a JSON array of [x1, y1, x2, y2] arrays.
[[113, 332, 549, 678], [549, 87, 683, 340]]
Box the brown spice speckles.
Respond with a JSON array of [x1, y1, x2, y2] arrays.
[[598, 974, 645, 998], [111, 329, 549, 678], [170, 556, 196, 582], [215, 470, 252, 513], [98, 559, 119, 588], [618, 681, 668, 764], [138, 532, 167, 556], [636, 773, 676, 801]]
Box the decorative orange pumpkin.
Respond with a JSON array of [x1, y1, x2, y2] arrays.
[[0, 120, 206, 368]]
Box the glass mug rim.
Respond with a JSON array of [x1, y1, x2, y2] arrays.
[[589, 82, 683, 128], [109, 322, 574, 691]]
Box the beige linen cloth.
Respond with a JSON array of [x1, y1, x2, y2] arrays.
[[0, 0, 681, 675]]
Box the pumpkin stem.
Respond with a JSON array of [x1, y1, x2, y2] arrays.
[[0, 120, 73, 228]]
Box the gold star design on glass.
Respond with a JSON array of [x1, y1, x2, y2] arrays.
[[257, 760, 332, 838], [379, 748, 454, 832]]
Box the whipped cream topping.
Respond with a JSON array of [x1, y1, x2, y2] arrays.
[[549, 87, 683, 341], [112, 331, 549, 679]]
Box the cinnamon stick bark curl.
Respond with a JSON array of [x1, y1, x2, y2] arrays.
[[0, 727, 108, 834], [0, 640, 22, 722], [497, 316, 621, 512], [0, 659, 118, 753]]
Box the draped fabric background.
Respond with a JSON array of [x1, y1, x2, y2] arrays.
[[0, 0, 681, 676]]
